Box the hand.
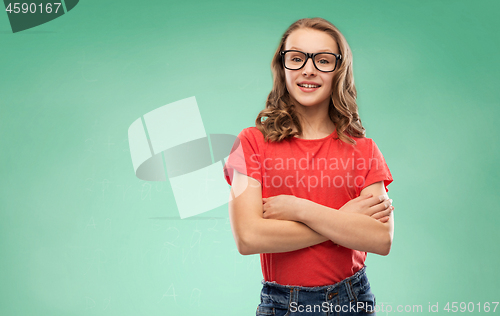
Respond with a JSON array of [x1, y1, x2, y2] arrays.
[[339, 194, 394, 223], [262, 195, 303, 221]]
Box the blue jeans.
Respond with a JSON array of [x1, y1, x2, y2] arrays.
[[256, 266, 376, 316]]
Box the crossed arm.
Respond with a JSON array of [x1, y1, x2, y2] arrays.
[[228, 170, 394, 256]]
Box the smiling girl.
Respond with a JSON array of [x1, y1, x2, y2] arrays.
[[224, 17, 394, 315]]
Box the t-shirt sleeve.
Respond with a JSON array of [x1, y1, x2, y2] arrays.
[[357, 139, 393, 194], [223, 128, 263, 186]]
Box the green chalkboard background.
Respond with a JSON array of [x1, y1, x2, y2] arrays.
[[1, 0, 499, 315]]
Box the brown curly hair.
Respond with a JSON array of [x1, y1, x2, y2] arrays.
[[255, 17, 365, 145]]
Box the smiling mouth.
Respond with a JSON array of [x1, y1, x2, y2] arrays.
[[298, 83, 321, 88]]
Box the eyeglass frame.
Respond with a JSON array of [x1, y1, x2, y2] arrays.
[[280, 50, 342, 73]]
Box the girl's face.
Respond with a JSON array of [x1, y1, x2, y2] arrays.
[[283, 28, 339, 109]]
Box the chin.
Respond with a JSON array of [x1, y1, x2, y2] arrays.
[[296, 101, 317, 107], [294, 97, 329, 107]]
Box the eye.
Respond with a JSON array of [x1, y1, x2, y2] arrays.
[[317, 59, 330, 64], [291, 57, 303, 63]]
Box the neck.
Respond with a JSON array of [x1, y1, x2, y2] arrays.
[[293, 100, 336, 139]]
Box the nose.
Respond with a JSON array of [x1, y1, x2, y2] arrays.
[[302, 57, 317, 76]]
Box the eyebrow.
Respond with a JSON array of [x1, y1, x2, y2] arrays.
[[288, 46, 335, 53]]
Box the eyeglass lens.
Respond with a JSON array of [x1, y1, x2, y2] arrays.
[[283, 51, 337, 72]]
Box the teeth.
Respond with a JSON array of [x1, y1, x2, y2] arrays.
[[299, 84, 320, 88]]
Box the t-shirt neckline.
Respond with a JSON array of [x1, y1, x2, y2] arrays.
[[292, 129, 337, 142]]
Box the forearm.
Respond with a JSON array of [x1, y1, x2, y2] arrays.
[[229, 207, 328, 255], [295, 199, 392, 255], [247, 218, 328, 254]]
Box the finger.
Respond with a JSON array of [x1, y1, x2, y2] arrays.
[[369, 201, 393, 218], [355, 193, 373, 201], [369, 199, 393, 215], [368, 195, 389, 206], [371, 206, 393, 219], [356, 194, 384, 210], [378, 216, 390, 223], [348, 193, 374, 208], [378, 194, 389, 202], [263, 197, 275, 203], [262, 208, 268, 216]]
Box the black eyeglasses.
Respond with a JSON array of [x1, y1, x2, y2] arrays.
[[280, 50, 342, 72]]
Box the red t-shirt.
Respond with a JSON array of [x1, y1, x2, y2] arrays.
[[223, 126, 393, 286]]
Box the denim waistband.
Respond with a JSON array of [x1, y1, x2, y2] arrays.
[[260, 265, 370, 304]]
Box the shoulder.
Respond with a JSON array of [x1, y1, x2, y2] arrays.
[[343, 134, 377, 156], [238, 126, 266, 144], [342, 132, 374, 149], [349, 135, 391, 161]]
